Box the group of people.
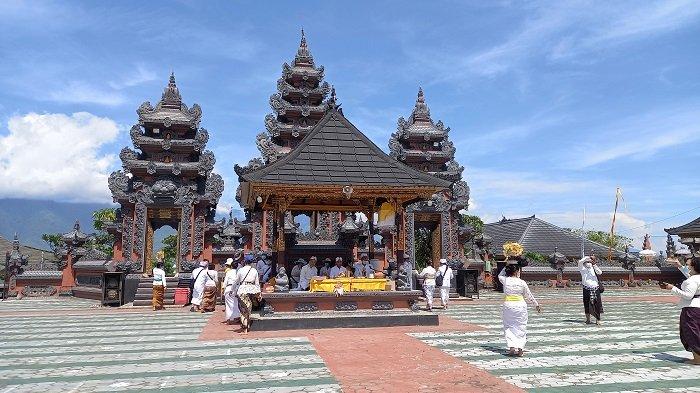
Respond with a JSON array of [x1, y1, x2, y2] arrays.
[[290, 254, 376, 290], [496, 254, 700, 364], [415, 258, 454, 311]]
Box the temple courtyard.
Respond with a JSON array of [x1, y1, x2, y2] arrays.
[[1, 288, 697, 393]]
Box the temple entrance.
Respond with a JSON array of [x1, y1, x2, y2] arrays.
[[414, 214, 442, 270], [144, 207, 181, 276]]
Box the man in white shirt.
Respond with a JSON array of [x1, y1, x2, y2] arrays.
[[353, 254, 372, 278], [329, 257, 347, 278], [436, 259, 453, 310], [579, 255, 603, 325], [188, 260, 208, 311], [290, 259, 304, 289], [296, 256, 318, 291], [416, 261, 437, 311]]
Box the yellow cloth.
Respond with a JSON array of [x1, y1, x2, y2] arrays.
[[504, 294, 524, 302], [377, 203, 395, 226], [309, 278, 387, 293]]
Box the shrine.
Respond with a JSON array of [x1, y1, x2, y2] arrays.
[[389, 88, 471, 268], [107, 73, 224, 274]]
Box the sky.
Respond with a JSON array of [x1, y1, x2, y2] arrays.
[[0, 0, 699, 251]]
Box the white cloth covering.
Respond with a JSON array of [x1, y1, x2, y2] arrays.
[[223, 269, 240, 320], [671, 274, 700, 308], [498, 267, 539, 349], [417, 266, 437, 286], [578, 257, 602, 289], [152, 268, 166, 288], [235, 265, 261, 296], [437, 265, 453, 288], [203, 269, 218, 287], [190, 267, 206, 306], [297, 264, 318, 290], [329, 265, 347, 278]]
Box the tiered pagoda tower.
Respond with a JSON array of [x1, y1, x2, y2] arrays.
[[389, 88, 471, 265], [108, 73, 224, 274], [235, 30, 340, 253], [242, 29, 331, 170]]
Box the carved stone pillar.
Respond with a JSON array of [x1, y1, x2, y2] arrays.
[[133, 203, 147, 271]]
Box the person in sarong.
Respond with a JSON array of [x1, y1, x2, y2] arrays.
[[236, 254, 260, 333], [200, 261, 219, 313], [222, 259, 240, 324], [152, 261, 166, 311], [189, 260, 208, 312], [498, 262, 541, 357], [662, 256, 700, 365], [256, 253, 274, 284], [416, 261, 437, 311], [578, 256, 603, 325]]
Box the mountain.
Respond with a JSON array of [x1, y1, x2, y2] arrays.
[[0, 198, 113, 249], [0, 198, 245, 251]]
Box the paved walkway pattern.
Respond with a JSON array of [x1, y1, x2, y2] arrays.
[[0, 304, 341, 393], [412, 296, 700, 392]]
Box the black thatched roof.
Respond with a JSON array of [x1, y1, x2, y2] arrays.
[[240, 108, 451, 189], [484, 216, 623, 259], [666, 216, 700, 236]]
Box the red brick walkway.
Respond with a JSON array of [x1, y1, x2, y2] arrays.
[[199, 311, 523, 392]]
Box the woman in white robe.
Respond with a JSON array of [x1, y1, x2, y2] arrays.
[[222, 265, 241, 324], [498, 262, 541, 356]]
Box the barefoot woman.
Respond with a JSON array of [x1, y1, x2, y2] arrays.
[[662, 256, 700, 365]]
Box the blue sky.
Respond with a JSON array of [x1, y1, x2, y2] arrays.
[[0, 0, 699, 251]]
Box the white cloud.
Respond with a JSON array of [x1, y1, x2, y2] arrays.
[[48, 82, 126, 106], [108, 64, 158, 90], [0, 112, 119, 202], [413, 0, 700, 81], [569, 103, 700, 168], [466, 167, 604, 196]]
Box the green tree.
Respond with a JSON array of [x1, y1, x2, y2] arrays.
[[571, 229, 633, 251], [41, 233, 64, 254], [160, 234, 178, 276], [460, 214, 484, 236], [414, 227, 432, 271], [89, 208, 117, 257]]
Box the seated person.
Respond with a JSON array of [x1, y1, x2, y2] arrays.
[[290, 259, 304, 289], [329, 257, 348, 278], [319, 258, 332, 277], [294, 256, 318, 291], [353, 254, 373, 278]]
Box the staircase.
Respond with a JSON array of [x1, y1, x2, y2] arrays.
[[132, 277, 184, 307]]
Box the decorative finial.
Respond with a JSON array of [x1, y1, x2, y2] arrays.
[[294, 28, 313, 65], [73, 220, 80, 231], [411, 86, 431, 121], [161, 72, 182, 107]]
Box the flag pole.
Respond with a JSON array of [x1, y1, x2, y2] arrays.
[[608, 188, 621, 262], [581, 206, 586, 259]]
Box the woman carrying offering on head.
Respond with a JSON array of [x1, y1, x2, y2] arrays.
[[499, 242, 541, 357]]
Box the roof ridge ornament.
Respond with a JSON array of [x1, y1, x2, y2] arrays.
[[161, 72, 182, 108], [294, 28, 314, 66], [326, 86, 341, 113], [411, 86, 431, 122]]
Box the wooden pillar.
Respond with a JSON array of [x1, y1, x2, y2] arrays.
[[274, 198, 289, 267], [395, 199, 405, 265]]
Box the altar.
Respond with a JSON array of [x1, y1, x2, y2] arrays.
[[309, 277, 388, 293]]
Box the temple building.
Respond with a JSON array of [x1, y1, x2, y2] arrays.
[[107, 73, 224, 274], [234, 31, 341, 255], [389, 88, 471, 266], [666, 216, 700, 257]]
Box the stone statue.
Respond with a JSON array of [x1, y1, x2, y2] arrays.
[[274, 266, 289, 292], [396, 260, 411, 291]]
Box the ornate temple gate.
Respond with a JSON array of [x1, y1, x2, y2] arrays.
[[107, 74, 224, 275]]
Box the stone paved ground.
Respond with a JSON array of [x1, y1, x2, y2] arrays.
[[412, 288, 700, 392], [0, 301, 341, 393], [1, 288, 695, 392]]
